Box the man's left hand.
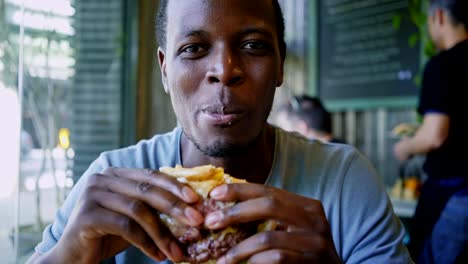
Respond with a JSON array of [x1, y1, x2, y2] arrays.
[[205, 183, 342, 264]]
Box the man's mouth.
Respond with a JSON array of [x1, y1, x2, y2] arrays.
[[201, 105, 246, 127]]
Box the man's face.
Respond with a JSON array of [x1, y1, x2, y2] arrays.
[[428, 13, 441, 49], [427, 7, 447, 50], [158, 0, 284, 157]]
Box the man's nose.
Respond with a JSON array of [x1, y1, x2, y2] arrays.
[[206, 45, 244, 87]]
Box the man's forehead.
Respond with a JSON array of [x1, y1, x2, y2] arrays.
[[166, 0, 274, 11], [165, 0, 276, 31]]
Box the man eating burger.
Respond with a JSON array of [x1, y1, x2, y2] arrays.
[[27, 0, 411, 263]]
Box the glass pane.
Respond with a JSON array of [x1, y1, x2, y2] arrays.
[[0, 0, 22, 262], [0, 0, 125, 262]]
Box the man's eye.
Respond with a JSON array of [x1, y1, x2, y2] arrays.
[[181, 44, 205, 54], [242, 41, 267, 50]]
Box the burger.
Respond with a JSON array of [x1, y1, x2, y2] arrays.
[[159, 165, 277, 264]]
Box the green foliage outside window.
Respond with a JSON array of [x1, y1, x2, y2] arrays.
[[393, 0, 437, 88]]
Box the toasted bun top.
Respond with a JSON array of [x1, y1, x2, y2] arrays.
[[159, 165, 246, 198]]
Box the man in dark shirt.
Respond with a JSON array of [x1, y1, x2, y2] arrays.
[[393, 0, 468, 262]]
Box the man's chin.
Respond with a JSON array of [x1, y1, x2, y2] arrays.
[[195, 140, 248, 158], [183, 131, 256, 158]]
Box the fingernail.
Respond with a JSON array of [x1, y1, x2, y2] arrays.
[[210, 185, 227, 199], [183, 186, 198, 202], [205, 211, 222, 227], [170, 241, 184, 261], [185, 207, 203, 225]]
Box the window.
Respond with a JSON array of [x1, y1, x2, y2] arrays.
[[0, 0, 130, 261]]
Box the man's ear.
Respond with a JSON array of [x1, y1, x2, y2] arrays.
[[157, 47, 169, 94], [435, 8, 445, 27], [276, 48, 286, 87]]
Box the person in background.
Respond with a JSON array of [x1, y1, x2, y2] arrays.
[[279, 95, 346, 144], [393, 0, 468, 262]]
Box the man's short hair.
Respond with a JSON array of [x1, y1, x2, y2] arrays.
[[430, 0, 468, 29], [155, 0, 286, 58], [291, 96, 332, 134]]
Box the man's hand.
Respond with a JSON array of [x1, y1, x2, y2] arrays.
[[394, 138, 412, 161], [393, 114, 450, 162], [205, 183, 342, 264], [45, 167, 203, 264]]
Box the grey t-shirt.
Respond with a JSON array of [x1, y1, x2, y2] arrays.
[[36, 127, 411, 263]]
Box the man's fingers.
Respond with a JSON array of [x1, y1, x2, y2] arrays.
[[89, 173, 203, 226], [82, 206, 167, 262], [210, 183, 271, 201], [103, 167, 199, 203], [219, 231, 318, 264], [205, 196, 280, 228], [205, 195, 319, 229], [207, 183, 328, 230], [91, 189, 183, 262], [210, 183, 315, 208]]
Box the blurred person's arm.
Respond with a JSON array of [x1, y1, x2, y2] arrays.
[[394, 113, 449, 161]]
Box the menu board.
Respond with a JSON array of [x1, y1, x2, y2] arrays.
[[319, 0, 420, 101]]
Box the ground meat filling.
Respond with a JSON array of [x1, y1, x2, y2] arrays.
[[160, 198, 258, 263], [186, 230, 248, 263]]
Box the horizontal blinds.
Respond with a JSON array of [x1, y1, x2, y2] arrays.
[[71, 0, 123, 180]]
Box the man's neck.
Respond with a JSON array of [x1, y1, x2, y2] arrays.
[[180, 125, 276, 184]]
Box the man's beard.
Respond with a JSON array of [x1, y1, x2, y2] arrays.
[[183, 130, 262, 158]]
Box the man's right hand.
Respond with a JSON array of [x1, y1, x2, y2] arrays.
[[39, 167, 203, 264]]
